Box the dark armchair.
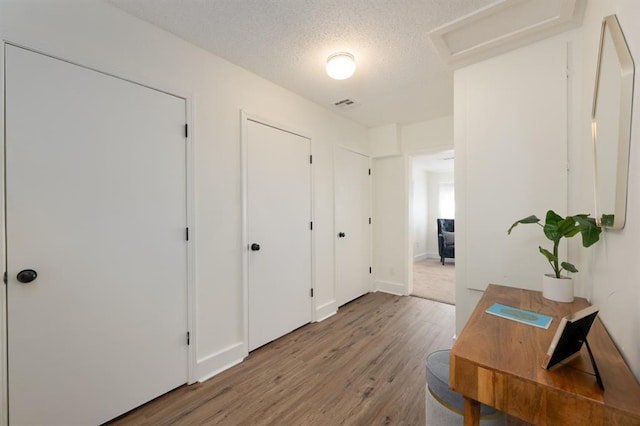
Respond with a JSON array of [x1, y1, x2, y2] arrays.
[[437, 218, 454, 265]]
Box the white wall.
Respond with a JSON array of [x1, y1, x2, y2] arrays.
[[402, 116, 454, 153], [576, 0, 640, 381], [0, 0, 369, 394], [372, 156, 408, 294], [370, 124, 401, 157], [412, 168, 428, 260], [453, 0, 640, 381], [455, 34, 569, 295]]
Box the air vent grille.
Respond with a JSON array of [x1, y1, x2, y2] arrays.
[[333, 98, 358, 109]]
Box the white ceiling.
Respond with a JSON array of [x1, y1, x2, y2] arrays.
[[107, 0, 496, 128]]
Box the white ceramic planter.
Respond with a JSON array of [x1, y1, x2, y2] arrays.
[[542, 274, 574, 303]]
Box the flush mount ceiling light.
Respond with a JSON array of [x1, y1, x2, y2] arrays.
[[326, 52, 356, 80]]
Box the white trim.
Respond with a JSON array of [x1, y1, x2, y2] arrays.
[[243, 112, 309, 140], [240, 110, 315, 356], [315, 300, 338, 322], [331, 146, 337, 309], [194, 342, 246, 383], [413, 253, 429, 262], [406, 147, 454, 300], [374, 280, 408, 296], [428, 0, 585, 67], [1, 43, 197, 421], [310, 129, 316, 323], [185, 96, 197, 384], [333, 144, 370, 157], [240, 110, 250, 357], [1, 40, 7, 426], [404, 154, 413, 296]]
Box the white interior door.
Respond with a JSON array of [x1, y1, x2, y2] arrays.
[[335, 147, 371, 306], [5, 45, 188, 425], [247, 119, 312, 351]]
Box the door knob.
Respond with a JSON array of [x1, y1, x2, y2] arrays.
[[338, 232, 346, 238], [17, 269, 38, 284], [250, 243, 261, 251]]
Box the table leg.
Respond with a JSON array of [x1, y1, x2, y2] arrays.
[[463, 396, 481, 426]]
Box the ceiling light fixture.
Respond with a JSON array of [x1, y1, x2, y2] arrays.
[[326, 52, 356, 80]]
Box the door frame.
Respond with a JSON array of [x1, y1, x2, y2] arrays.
[[406, 146, 455, 297], [0, 42, 197, 425], [240, 111, 315, 355], [333, 145, 372, 308]]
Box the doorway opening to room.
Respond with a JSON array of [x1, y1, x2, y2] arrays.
[[410, 149, 455, 305]]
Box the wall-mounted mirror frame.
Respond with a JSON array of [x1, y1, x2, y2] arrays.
[[591, 14, 635, 229]]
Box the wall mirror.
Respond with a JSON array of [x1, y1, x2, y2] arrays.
[[592, 14, 635, 229]]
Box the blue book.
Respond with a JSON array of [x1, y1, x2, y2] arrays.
[[485, 303, 553, 329]]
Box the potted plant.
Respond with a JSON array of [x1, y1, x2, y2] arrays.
[[508, 210, 601, 302]]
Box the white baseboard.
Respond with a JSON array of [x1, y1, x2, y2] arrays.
[[193, 298, 339, 383], [195, 342, 246, 383], [315, 300, 337, 322], [414, 252, 440, 261], [413, 252, 428, 261], [374, 280, 408, 296]]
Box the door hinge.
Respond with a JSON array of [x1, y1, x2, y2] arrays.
[[310, 155, 313, 164], [186, 227, 189, 241], [3, 272, 6, 284], [187, 331, 190, 345], [310, 221, 313, 230], [310, 288, 314, 297], [185, 124, 188, 138], [369, 217, 372, 224], [368, 168, 371, 175], [369, 267, 372, 274]]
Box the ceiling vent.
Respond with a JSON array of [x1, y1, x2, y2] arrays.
[[333, 98, 358, 109]]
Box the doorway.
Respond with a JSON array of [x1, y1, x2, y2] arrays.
[[410, 150, 455, 305]]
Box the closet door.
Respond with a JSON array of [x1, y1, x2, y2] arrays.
[[246, 119, 312, 351], [335, 147, 371, 306], [5, 45, 188, 424]]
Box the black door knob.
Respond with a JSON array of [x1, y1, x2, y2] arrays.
[[17, 269, 38, 284], [338, 232, 346, 238], [250, 243, 261, 251]]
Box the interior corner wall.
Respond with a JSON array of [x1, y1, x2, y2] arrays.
[[372, 156, 408, 295], [0, 0, 369, 387]]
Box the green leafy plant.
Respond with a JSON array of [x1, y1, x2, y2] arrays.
[[508, 210, 601, 279]]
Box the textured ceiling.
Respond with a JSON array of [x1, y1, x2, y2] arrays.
[[108, 0, 496, 127]]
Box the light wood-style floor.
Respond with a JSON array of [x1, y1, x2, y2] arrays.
[[108, 292, 455, 425]]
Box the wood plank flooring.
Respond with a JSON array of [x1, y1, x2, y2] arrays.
[[108, 292, 455, 425]]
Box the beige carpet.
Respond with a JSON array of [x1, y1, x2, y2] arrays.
[[412, 258, 455, 305]]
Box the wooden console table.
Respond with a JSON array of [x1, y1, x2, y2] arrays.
[[450, 284, 640, 425]]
